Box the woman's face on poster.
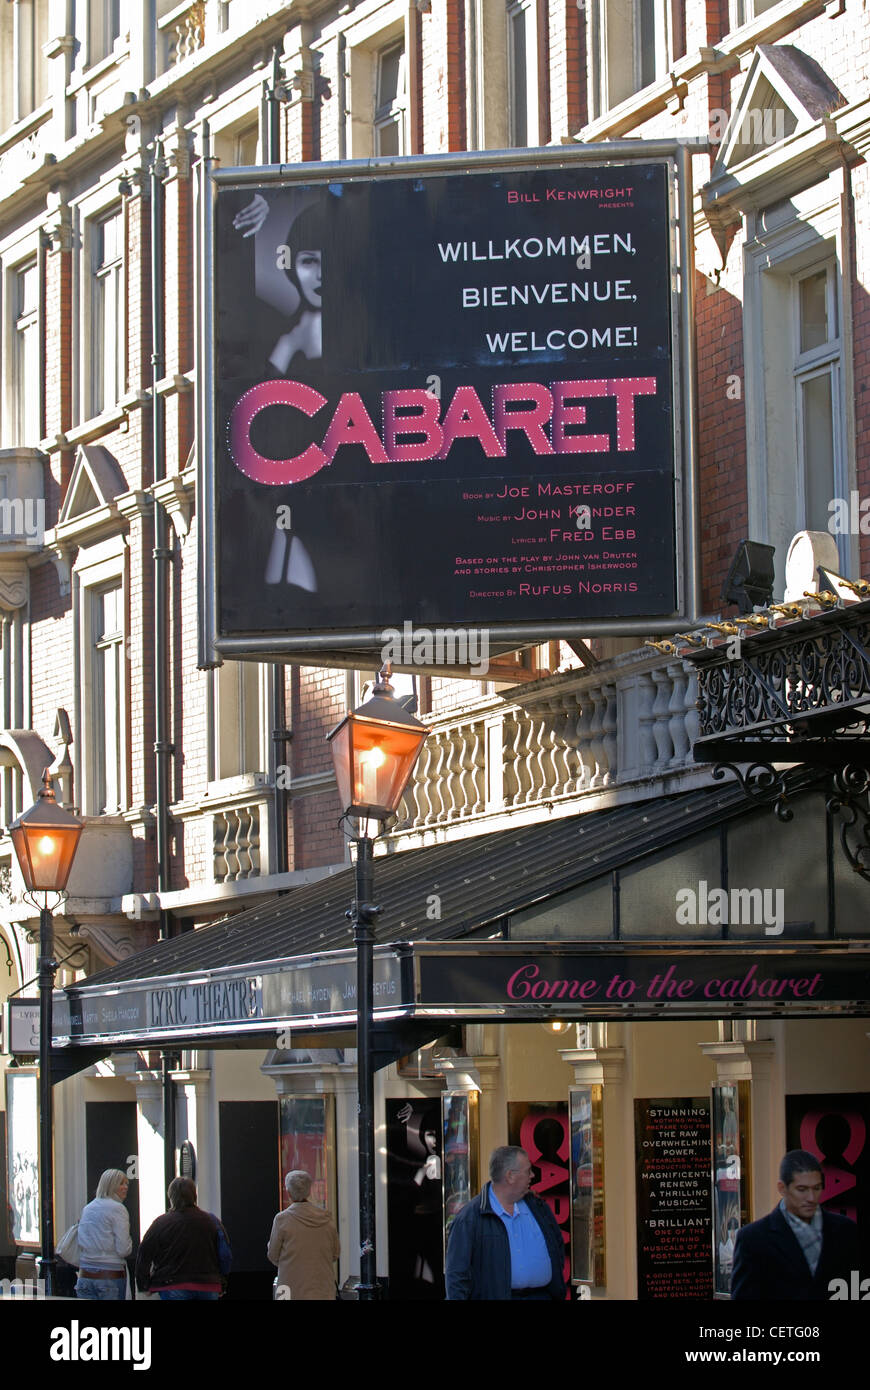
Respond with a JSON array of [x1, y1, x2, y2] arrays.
[[295, 249, 321, 309]]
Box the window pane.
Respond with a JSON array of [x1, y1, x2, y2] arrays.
[[376, 119, 400, 157], [802, 371, 835, 532], [16, 0, 35, 117], [16, 320, 40, 442], [618, 833, 722, 939], [727, 800, 828, 938], [378, 44, 402, 107], [799, 270, 829, 353], [511, 875, 615, 939], [17, 262, 38, 317], [510, 7, 528, 146], [638, 0, 657, 89]]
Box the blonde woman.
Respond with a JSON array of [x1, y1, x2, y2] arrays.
[[75, 1168, 132, 1300]]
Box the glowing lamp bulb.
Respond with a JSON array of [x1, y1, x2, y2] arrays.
[[38, 835, 56, 857], [363, 745, 386, 768]]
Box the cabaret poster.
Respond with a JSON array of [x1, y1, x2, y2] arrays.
[[212, 157, 680, 647]]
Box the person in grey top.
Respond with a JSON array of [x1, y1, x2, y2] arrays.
[[76, 1168, 132, 1300]]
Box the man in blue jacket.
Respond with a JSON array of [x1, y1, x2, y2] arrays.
[[445, 1145, 566, 1300]]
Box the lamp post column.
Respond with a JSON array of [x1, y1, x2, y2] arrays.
[[37, 904, 57, 1296], [352, 834, 380, 1301]]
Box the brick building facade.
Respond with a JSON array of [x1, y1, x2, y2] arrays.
[[0, 0, 868, 1301]]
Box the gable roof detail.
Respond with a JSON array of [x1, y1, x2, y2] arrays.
[[58, 444, 128, 525], [714, 45, 846, 174]]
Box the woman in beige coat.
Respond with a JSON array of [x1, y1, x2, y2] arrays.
[[267, 1170, 340, 1300]]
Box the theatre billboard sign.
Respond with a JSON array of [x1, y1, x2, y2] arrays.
[[199, 144, 700, 662]]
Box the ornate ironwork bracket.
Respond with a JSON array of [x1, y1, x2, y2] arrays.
[[713, 761, 870, 882], [826, 766, 870, 880], [712, 763, 794, 821]]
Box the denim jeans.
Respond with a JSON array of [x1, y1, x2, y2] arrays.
[[76, 1276, 127, 1300], [157, 1289, 221, 1301]]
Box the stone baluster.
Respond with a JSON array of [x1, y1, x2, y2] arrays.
[[667, 663, 690, 767], [637, 672, 657, 771], [426, 731, 449, 825], [463, 723, 485, 816], [651, 669, 674, 771], [523, 708, 544, 803], [504, 714, 526, 808], [684, 666, 700, 748], [588, 688, 606, 787], [575, 696, 594, 788], [556, 694, 581, 794], [248, 806, 261, 875], [235, 807, 252, 878], [444, 730, 462, 821], [602, 683, 617, 782], [213, 815, 229, 882]]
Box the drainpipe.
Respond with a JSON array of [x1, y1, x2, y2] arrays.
[[151, 139, 177, 1197], [264, 58, 291, 877], [338, 33, 347, 161]]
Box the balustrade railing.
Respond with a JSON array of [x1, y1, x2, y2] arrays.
[[393, 652, 701, 837], [213, 803, 261, 882]]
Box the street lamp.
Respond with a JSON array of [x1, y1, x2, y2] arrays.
[[9, 770, 84, 1296], [327, 666, 428, 1301]]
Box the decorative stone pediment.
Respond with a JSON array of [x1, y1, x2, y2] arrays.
[[703, 46, 849, 227], [44, 444, 131, 590], [58, 443, 127, 526]]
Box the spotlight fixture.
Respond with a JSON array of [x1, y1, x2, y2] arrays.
[[721, 540, 775, 614]]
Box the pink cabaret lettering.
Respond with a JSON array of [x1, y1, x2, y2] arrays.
[[229, 379, 328, 485], [506, 963, 599, 1000], [228, 377, 658, 485]]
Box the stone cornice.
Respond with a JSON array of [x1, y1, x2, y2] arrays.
[[701, 117, 848, 225]]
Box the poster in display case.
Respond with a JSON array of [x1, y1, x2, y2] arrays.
[[442, 1090, 479, 1251], [278, 1094, 336, 1214], [786, 1091, 869, 1271], [711, 1081, 751, 1297], [569, 1085, 605, 1288], [635, 1096, 713, 1300], [386, 1098, 444, 1299], [5, 1069, 40, 1249], [508, 1101, 571, 1293]]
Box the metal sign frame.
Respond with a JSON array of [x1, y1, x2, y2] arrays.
[[197, 141, 701, 667]]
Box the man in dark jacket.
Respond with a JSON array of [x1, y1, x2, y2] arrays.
[[731, 1149, 859, 1300], [136, 1177, 227, 1301], [445, 1146, 565, 1300]]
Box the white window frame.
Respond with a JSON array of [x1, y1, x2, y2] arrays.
[[373, 38, 407, 157], [3, 256, 41, 448], [344, 9, 410, 161], [588, 0, 675, 119], [506, 0, 540, 148], [730, 0, 785, 30], [87, 0, 121, 68], [90, 206, 124, 417], [792, 262, 844, 544], [75, 540, 128, 817], [7, 0, 50, 126], [212, 661, 269, 783], [743, 182, 854, 590], [73, 186, 127, 427]]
